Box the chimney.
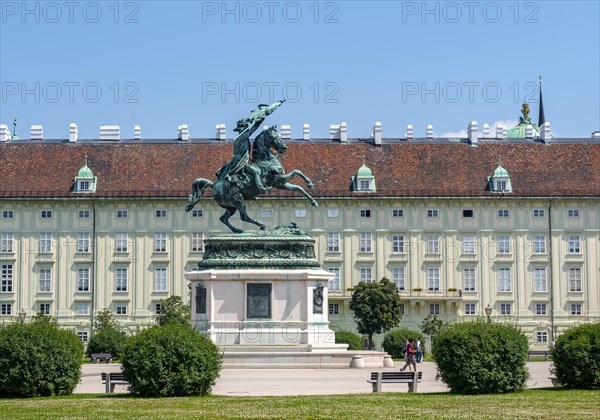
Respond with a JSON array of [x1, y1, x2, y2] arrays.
[[30, 125, 43, 140], [339, 122, 348, 142], [496, 124, 505, 139], [405, 124, 413, 140], [329, 124, 340, 140], [134, 125, 141, 141], [525, 124, 534, 139], [482, 123, 490, 139], [69, 123, 78, 143], [215, 124, 226, 141], [541, 122, 552, 142], [468, 121, 478, 147], [178, 124, 190, 141], [426, 124, 434, 139], [0, 124, 10, 142], [280, 124, 291, 140], [373, 122, 382, 145], [99, 125, 120, 141], [592, 131, 600, 140], [303, 123, 310, 141]]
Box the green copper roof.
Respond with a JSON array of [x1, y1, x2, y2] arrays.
[[357, 164, 373, 177], [77, 163, 94, 178], [507, 103, 541, 138], [493, 165, 509, 178]]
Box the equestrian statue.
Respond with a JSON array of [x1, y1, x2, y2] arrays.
[[185, 100, 318, 233]]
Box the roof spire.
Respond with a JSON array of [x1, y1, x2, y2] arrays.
[[362, 155, 366, 166], [12, 118, 19, 140], [538, 75, 546, 127], [497, 154, 502, 167]]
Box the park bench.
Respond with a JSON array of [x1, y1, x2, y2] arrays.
[[527, 350, 549, 361], [91, 353, 112, 363], [101, 372, 129, 393], [367, 371, 422, 393]]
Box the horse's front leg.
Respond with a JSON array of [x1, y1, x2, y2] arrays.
[[279, 170, 314, 189], [236, 198, 267, 230], [282, 183, 318, 207]]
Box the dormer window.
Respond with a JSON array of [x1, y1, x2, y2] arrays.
[[352, 161, 376, 193], [73, 156, 97, 193], [79, 180, 91, 191], [488, 162, 512, 193]]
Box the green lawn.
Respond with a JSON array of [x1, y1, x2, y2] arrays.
[[1, 389, 599, 419]]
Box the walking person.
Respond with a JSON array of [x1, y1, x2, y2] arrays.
[[416, 338, 423, 363], [400, 337, 417, 372]]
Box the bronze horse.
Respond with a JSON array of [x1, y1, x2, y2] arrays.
[[185, 126, 317, 233]]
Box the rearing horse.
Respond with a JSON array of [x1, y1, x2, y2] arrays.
[[185, 126, 318, 233]]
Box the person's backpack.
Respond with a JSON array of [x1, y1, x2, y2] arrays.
[[402, 341, 408, 355]]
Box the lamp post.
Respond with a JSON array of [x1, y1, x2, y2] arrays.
[[485, 304, 492, 322], [18, 308, 26, 323]]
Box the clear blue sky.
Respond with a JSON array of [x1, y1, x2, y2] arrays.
[[1, 1, 598, 139]]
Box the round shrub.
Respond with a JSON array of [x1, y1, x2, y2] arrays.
[[121, 324, 221, 397], [0, 322, 83, 398], [335, 330, 365, 350], [432, 320, 528, 394], [85, 328, 128, 360], [383, 328, 425, 359], [551, 322, 600, 389]]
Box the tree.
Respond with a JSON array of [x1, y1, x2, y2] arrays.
[[156, 295, 191, 327], [94, 309, 118, 332], [87, 309, 127, 359], [349, 277, 402, 350], [420, 315, 445, 343]]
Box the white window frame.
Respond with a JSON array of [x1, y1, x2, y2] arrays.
[[463, 268, 476, 291], [462, 236, 475, 254], [533, 235, 546, 254], [533, 209, 545, 218], [41, 210, 52, 219], [115, 303, 127, 315], [79, 180, 91, 191], [77, 268, 90, 292], [427, 209, 439, 218], [191, 209, 203, 218], [39, 268, 52, 292], [429, 303, 440, 315], [426, 235, 440, 254], [155, 303, 162, 315], [465, 303, 476, 315], [497, 209, 509, 218], [533, 268, 547, 292], [1, 233, 13, 253], [500, 303, 512, 315], [260, 209, 274, 218], [39, 232, 52, 253], [1, 303, 13, 315], [154, 267, 167, 292], [327, 268, 340, 291], [392, 267, 405, 291], [359, 209, 371, 218], [115, 233, 128, 252], [191, 232, 205, 252], [359, 232, 372, 252], [498, 268, 511, 292], [2, 210, 14, 219], [327, 232, 340, 252], [570, 303, 582, 315], [327, 209, 339, 218], [76, 303, 89, 315], [1, 264, 13, 292], [77, 232, 90, 253], [39, 303, 51, 315], [154, 232, 167, 252], [568, 268, 582, 292], [567, 209, 580, 218], [535, 303, 547, 315], [116, 209, 128, 219], [392, 209, 404, 218], [155, 209, 167, 218], [78, 209, 90, 219], [392, 235, 404, 254], [77, 331, 89, 342], [328, 303, 339, 315], [427, 267, 440, 291], [497, 235, 510, 254], [536, 331, 548, 343], [115, 268, 128, 292], [358, 179, 370, 190], [294, 209, 307, 218], [568, 236, 581, 253], [360, 268, 372, 283]]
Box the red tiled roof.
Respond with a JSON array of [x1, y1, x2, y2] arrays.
[[1, 141, 599, 199]]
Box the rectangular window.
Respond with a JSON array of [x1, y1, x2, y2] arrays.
[[497, 209, 509, 218], [39, 233, 52, 253], [1, 264, 13, 292], [427, 209, 439, 218], [426, 235, 440, 254], [496, 180, 507, 191], [1, 233, 13, 253], [115, 268, 128, 292], [359, 209, 371, 218], [535, 303, 547, 315], [359, 179, 370, 190], [568, 209, 580, 218], [500, 303, 512, 315], [465, 303, 476, 315], [533, 209, 545, 218], [462, 209, 474, 218], [76, 303, 89, 315], [77, 232, 90, 253], [77, 268, 90, 292], [533, 236, 546, 254], [392, 267, 405, 291], [154, 268, 167, 292], [2, 210, 14, 219], [327, 209, 339, 218], [392, 235, 404, 253], [294, 209, 307, 218], [155, 209, 167, 218], [399, 304, 405, 315], [39, 303, 51, 315], [427, 268, 440, 291], [360, 268, 372, 283], [191, 209, 203, 218], [261, 209, 274, 218], [39, 268, 52, 292], [155, 303, 162, 315], [328, 303, 339, 315], [154, 233, 167, 252], [498, 235, 510, 254], [462, 236, 475, 254], [463, 268, 476, 291], [327, 232, 340, 252], [115, 303, 127, 315], [77, 331, 88, 342], [115, 233, 128, 252], [534, 268, 547, 292], [570, 304, 582, 315], [498, 268, 511, 292], [568, 236, 580, 253], [78, 209, 90, 219], [191, 233, 204, 252], [536, 331, 548, 343], [41, 210, 52, 219], [392, 209, 404, 218], [568, 268, 582, 292], [359, 232, 372, 252], [116, 209, 128, 219], [1, 303, 12, 315], [429, 303, 440, 315], [327, 268, 340, 291], [79, 180, 90, 191]]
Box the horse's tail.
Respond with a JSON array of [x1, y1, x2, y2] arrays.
[[185, 178, 213, 212]]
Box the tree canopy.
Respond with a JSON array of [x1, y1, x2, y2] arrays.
[[156, 296, 191, 327], [349, 277, 403, 349]]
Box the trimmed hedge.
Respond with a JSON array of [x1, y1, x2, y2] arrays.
[[121, 324, 221, 397], [85, 328, 128, 360], [335, 330, 365, 350], [432, 320, 529, 394], [0, 322, 83, 398], [551, 322, 600, 389], [382, 328, 425, 359]]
